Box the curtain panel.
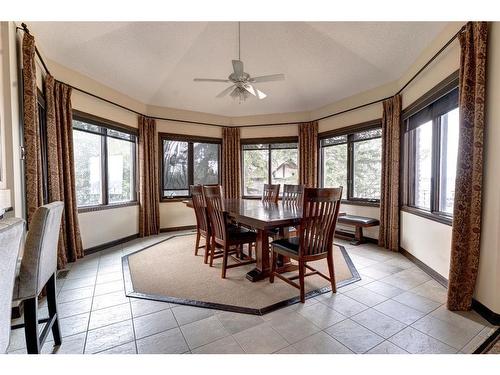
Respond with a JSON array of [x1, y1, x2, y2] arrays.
[[298, 121, 318, 187], [22, 33, 43, 226], [378, 94, 401, 251], [447, 22, 488, 311], [45, 75, 84, 268], [138, 116, 160, 237], [222, 127, 241, 199]]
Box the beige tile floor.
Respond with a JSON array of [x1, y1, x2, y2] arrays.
[[7, 231, 498, 354]]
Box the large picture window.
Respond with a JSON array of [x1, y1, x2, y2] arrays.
[[403, 87, 459, 221], [242, 139, 298, 197], [320, 125, 382, 203], [160, 134, 221, 198], [72, 113, 137, 209]]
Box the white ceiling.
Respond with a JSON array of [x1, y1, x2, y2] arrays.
[[29, 22, 448, 117]]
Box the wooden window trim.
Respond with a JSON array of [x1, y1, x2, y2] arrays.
[[159, 132, 222, 201], [318, 120, 382, 204], [400, 71, 459, 225], [73, 111, 139, 213], [240, 137, 299, 199]]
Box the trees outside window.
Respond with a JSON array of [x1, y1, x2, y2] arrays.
[[320, 127, 382, 202], [242, 141, 298, 197], [160, 134, 221, 198], [72, 115, 137, 208], [403, 87, 459, 219]]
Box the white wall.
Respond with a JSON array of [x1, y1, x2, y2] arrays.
[[4, 21, 499, 314]]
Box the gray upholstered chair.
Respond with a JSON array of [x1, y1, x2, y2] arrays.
[[12, 202, 64, 354], [0, 217, 25, 353]]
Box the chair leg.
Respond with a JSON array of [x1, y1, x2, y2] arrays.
[[24, 297, 40, 354], [299, 261, 306, 303], [194, 231, 201, 256], [248, 243, 253, 259], [47, 273, 62, 346], [209, 237, 216, 267], [269, 250, 277, 283], [203, 236, 210, 264], [221, 244, 229, 279], [327, 252, 337, 293]]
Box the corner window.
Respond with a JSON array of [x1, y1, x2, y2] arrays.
[[160, 134, 221, 199], [403, 87, 459, 219], [320, 126, 382, 202], [241, 140, 298, 197], [72, 114, 137, 209]]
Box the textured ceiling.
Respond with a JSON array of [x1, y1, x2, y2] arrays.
[[29, 22, 448, 117]]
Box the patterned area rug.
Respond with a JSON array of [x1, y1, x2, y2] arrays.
[[123, 233, 360, 315]]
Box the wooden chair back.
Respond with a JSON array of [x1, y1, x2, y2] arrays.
[[262, 184, 280, 203], [282, 184, 304, 205], [298, 187, 342, 257], [191, 185, 210, 235], [203, 185, 227, 242]]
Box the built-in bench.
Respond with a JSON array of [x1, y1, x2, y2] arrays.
[[336, 214, 380, 246]]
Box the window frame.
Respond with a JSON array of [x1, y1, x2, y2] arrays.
[[401, 70, 459, 226], [159, 132, 222, 201], [319, 120, 382, 206], [240, 136, 299, 199], [72, 110, 139, 213]]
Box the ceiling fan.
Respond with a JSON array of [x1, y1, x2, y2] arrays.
[[193, 22, 285, 102]]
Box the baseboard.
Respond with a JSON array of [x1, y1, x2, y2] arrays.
[[84, 233, 139, 255], [334, 229, 378, 245], [471, 298, 500, 326], [399, 247, 448, 288], [160, 225, 197, 233]]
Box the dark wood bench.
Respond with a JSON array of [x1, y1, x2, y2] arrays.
[[335, 214, 380, 246]]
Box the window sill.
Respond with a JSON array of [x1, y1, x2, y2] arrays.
[[78, 201, 139, 213], [160, 197, 190, 203], [401, 206, 452, 226], [342, 200, 380, 208]]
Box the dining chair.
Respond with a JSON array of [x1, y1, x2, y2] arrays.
[[12, 202, 64, 354], [262, 184, 280, 203], [0, 218, 24, 353], [282, 184, 304, 205], [191, 185, 211, 263], [203, 185, 257, 278], [269, 187, 343, 303]]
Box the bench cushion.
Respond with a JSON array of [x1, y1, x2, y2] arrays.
[[337, 215, 379, 226]]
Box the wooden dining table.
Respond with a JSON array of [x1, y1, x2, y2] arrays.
[[184, 198, 302, 282]]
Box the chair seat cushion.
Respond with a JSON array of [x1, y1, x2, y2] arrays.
[[228, 225, 257, 243], [337, 215, 379, 226], [271, 237, 300, 255]]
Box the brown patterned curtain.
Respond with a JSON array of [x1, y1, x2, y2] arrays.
[[378, 94, 401, 251], [22, 33, 43, 226], [138, 116, 160, 236], [222, 127, 241, 199], [447, 22, 488, 311], [298, 121, 318, 187], [45, 75, 84, 268]]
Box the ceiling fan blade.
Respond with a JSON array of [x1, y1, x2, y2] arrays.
[[255, 88, 267, 100], [194, 78, 231, 83], [243, 84, 257, 96], [243, 84, 267, 100], [232, 60, 244, 76], [216, 85, 236, 98], [250, 74, 285, 83]]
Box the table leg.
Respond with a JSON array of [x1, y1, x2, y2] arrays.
[[245, 229, 270, 282]]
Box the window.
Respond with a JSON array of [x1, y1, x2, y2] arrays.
[[320, 126, 382, 202], [403, 87, 459, 220], [72, 113, 137, 208], [242, 140, 298, 197], [160, 134, 221, 198]]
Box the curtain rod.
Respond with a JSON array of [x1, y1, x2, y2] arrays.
[[16, 22, 465, 129]]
